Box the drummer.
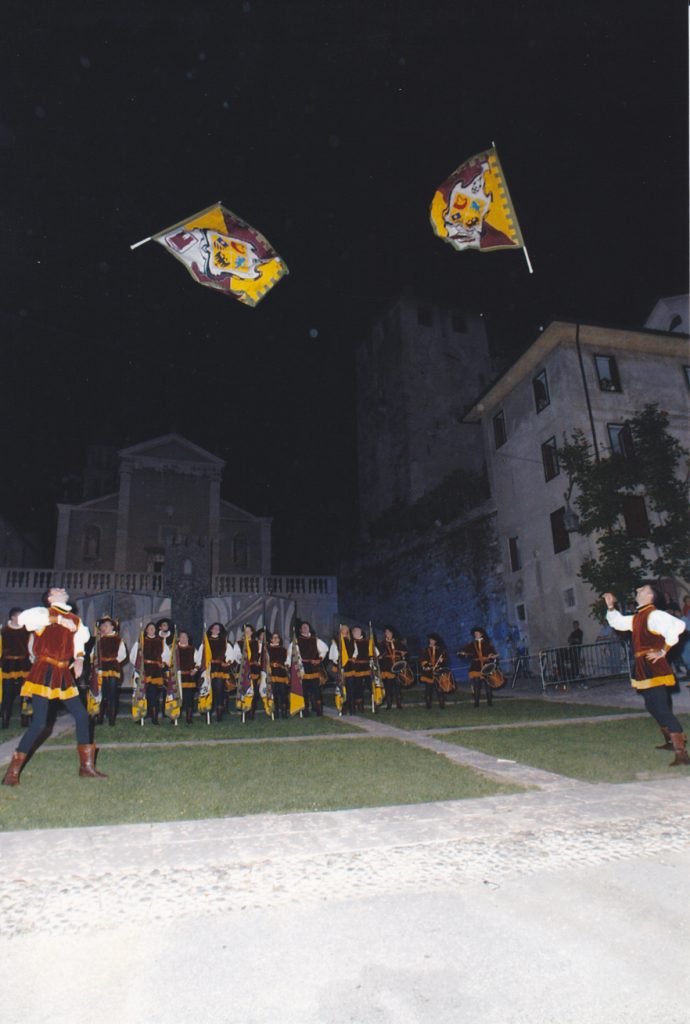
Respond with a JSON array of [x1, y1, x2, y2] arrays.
[[420, 633, 452, 709], [378, 625, 408, 710], [459, 626, 497, 708]]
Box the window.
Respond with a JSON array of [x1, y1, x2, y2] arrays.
[[607, 423, 635, 458], [493, 410, 507, 449], [550, 507, 571, 553], [233, 533, 248, 569], [594, 354, 621, 392], [451, 312, 466, 333], [564, 587, 577, 610], [541, 436, 560, 481], [417, 304, 433, 327], [183, 558, 193, 576], [515, 603, 526, 623], [622, 495, 650, 538], [82, 525, 101, 560], [532, 370, 550, 413], [508, 536, 521, 571], [684, 366, 690, 390]]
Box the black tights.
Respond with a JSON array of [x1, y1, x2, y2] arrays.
[[17, 694, 90, 753], [641, 686, 683, 732]]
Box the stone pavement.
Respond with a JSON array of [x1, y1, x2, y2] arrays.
[[1, 679, 689, 1023]]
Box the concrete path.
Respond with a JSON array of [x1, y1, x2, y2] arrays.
[[1, 679, 689, 1023]]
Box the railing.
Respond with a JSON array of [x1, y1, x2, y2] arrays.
[[0, 568, 163, 594], [538, 640, 631, 693], [0, 568, 336, 599], [212, 574, 337, 596]]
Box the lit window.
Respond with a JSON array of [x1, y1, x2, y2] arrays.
[[550, 507, 570, 553], [533, 370, 550, 413], [541, 436, 560, 481], [594, 354, 621, 392], [82, 525, 100, 560], [607, 423, 635, 459], [509, 536, 521, 571], [493, 410, 507, 449]]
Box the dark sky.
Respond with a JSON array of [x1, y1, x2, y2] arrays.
[[1, 0, 688, 571]]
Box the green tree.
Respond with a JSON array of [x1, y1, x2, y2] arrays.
[[558, 404, 690, 617]]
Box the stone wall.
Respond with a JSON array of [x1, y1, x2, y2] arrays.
[[339, 503, 509, 670]]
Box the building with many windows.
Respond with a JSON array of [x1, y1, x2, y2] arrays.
[[464, 318, 689, 652]]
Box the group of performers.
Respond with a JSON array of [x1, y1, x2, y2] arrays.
[[2, 579, 687, 787]]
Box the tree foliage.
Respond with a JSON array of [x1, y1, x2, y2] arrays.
[[558, 404, 690, 617]]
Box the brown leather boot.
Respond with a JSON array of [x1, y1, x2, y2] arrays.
[[77, 744, 107, 778], [656, 727, 674, 750], [669, 733, 690, 767], [2, 751, 28, 786]]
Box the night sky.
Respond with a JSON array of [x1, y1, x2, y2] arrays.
[[2, 1, 688, 571]]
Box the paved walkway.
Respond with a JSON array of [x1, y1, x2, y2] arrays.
[[1, 679, 689, 1023]]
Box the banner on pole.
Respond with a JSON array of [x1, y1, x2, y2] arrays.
[[152, 202, 288, 306], [430, 147, 524, 254]]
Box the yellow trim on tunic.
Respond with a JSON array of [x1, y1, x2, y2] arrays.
[[21, 681, 79, 700]]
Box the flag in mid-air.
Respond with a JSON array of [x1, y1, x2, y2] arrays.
[[152, 203, 288, 306], [430, 147, 524, 254]]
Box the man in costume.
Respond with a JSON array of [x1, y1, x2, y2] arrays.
[[378, 626, 408, 710], [289, 621, 329, 716], [604, 583, 688, 765], [1, 607, 31, 729], [459, 626, 497, 707], [420, 633, 451, 709], [93, 616, 127, 726], [130, 622, 170, 725], [2, 587, 106, 785]]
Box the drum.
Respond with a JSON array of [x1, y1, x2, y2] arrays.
[[436, 669, 456, 693], [392, 660, 415, 687], [317, 662, 329, 685], [483, 660, 505, 689]]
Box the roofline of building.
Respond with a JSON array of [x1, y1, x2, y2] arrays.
[[118, 432, 226, 468], [463, 318, 689, 421]]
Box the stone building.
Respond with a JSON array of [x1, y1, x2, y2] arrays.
[[356, 297, 492, 535], [55, 433, 271, 579], [0, 433, 338, 654], [463, 317, 690, 652], [342, 298, 508, 665]]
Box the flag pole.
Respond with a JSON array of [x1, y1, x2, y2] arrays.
[[491, 140, 533, 275], [129, 236, 152, 250]]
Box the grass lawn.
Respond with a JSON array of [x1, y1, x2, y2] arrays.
[[0, 738, 522, 831], [378, 694, 635, 731], [43, 710, 362, 745], [435, 714, 690, 783]]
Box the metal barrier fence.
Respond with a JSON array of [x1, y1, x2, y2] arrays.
[[537, 640, 631, 693]]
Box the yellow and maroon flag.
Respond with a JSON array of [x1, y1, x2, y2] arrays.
[[289, 629, 305, 717], [150, 202, 288, 306], [430, 147, 524, 255]]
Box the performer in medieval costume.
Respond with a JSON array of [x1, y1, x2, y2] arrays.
[[329, 624, 357, 714], [1, 608, 31, 729], [420, 633, 451, 709], [157, 619, 175, 718], [94, 616, 127, 726], [243, 624, 263, 720], [288, 621, 329, 716], [2, 587, 105, 785], [378, 626, 408, 710], [205, 623, 236, 722], [459, 626, 497, 708], [605, 584, 688, 765], [349, 626, 373, 713], [173, 631, 201, 725], [130, 622, 170, 725], [269, 631, 290, 719]]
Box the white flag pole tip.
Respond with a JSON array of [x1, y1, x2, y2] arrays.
[[523, 245, 534, 275], [129, 236, 152, 251]]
